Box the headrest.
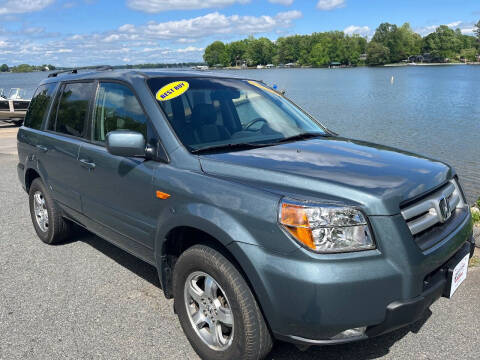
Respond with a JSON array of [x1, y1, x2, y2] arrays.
[[191, 104, 216, 125]]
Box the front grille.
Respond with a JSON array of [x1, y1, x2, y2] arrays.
[[401, 179, 467, 250]]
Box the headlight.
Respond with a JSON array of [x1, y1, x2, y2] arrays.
[[279, 199, 375, 253]]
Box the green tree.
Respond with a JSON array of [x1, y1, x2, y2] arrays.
[[203, 41, 228, 66], [422, 25, 462, 59], [366, 41, 390, 65], [246, 37, 275, 65], [225, 40, 248, 66], [12, 64, 34, 72], [0, 64, 8, 72], [460, 48, 477, 62], [310, 40, 330, 66], [276, 35, 301, 64], [475, 20, 480, 40], [371, 22, 420, 63]]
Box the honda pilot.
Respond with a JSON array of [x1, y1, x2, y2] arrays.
[[17, 69, 475, 360]]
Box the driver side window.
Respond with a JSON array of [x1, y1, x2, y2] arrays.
[[93, 82, 147, 143]]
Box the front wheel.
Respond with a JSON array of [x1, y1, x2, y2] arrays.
[[173, 245, 272, 360]]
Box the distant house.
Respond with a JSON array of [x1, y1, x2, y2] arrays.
[[408, 55, 424, 63], [423, 53, 446, 63], [407, 53, 446, 64], [359, 53, 367, 61]]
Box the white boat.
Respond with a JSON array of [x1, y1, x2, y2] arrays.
[[192, 65, 209, 71], [0, 88, 31, 125]]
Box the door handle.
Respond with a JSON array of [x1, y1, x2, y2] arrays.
[[79, 158, 96, 170], [35, 144, 48, 153]]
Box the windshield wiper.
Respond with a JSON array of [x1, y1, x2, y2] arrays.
[[270, 132, 329, 144], [191, 142, 269, 154]]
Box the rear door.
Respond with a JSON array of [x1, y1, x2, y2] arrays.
[[77, 81, 159, 262], [38, 81, 95, 213]]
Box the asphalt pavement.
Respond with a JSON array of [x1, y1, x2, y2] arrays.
[[1, 124, 479, 360]]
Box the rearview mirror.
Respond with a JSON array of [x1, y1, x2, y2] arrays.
[[106, 130, 146, 157]]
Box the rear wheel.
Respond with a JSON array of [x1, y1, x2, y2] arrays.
[[173, 245, 272, 360], [29, 178, 71, 244]]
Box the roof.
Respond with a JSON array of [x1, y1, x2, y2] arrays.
[[40, 68, 250, 85]]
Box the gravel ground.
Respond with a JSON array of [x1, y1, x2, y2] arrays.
[[1, 126, 479, 360]]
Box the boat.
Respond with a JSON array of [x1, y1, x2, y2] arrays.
[[0, 88, 30, 126], [192, 65, 209, 71], [0, 88, 30, 111]]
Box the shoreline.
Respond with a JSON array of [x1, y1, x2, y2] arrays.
[[384, 62, 480, 67], [2, 62, 480, 74]]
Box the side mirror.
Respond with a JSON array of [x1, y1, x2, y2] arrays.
[[106, 130, 146, 157]]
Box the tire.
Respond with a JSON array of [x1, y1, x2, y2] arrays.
[[173, 245, 272, 360], [29, 178, 71, 244]]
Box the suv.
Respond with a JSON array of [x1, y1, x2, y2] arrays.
[[18, 69, 475, 360]]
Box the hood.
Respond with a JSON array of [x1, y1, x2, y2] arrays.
[[199, 137, 453, 215]]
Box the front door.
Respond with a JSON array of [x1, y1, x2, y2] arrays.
[[77, 82, 159, 263]]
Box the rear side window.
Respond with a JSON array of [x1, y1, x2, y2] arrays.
[[49, 82, 95, 138], [93, 82, 147, 143], [24, 83, 57, 130]]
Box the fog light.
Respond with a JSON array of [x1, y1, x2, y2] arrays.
[[331, 326, 367, 340]]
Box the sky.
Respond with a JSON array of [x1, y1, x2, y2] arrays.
[[0, 0, 479, 67]]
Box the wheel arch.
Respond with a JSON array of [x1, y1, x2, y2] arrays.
[[25, 167, 41, 192]]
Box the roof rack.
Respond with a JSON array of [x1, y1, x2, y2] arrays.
[[48, 65, 113, 78], [48, 69, 78, 78]]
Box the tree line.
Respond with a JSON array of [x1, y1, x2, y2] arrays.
[[203, 21, 480, 67], [0, 64, 57, 73]]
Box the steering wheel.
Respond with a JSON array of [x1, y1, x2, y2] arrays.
[[244, 117, 268, 131]]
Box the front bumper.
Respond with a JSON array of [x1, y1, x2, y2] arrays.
[[228, 213, 474, 346], [366, 240, 472, 338]]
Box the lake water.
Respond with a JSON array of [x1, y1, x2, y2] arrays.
[[1, 66, 479, 203]]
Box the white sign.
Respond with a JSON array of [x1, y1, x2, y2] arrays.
[[450, 254, 469, 298]]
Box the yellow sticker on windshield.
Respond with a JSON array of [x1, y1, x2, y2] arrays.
[[247, 80, 281, 97], [156, 81, 189, 101]]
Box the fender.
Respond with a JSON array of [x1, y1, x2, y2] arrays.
[[153, 202, 261, 294]]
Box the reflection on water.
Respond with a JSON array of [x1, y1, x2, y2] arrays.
[[2, 66, 479, 202]]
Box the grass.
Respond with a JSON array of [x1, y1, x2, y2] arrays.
[[473, 210, 480, 225], [470, 255, 480, 268]]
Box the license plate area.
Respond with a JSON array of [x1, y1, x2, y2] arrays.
[[443, 253, 469, 299]]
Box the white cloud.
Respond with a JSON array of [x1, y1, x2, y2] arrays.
[[343, 25, 370, 37], [118, 24, 136, 33], [176, 46, 204, 52], [127, 0, 250, 13], [123, 10, 302, 40], [0, 10, 302, 66], [316, 0, 345, 11], [0, 0, 54, 15], [268, 0, 294, 5]]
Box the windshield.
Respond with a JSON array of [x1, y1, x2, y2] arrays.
[[147, 77, 327, 152]]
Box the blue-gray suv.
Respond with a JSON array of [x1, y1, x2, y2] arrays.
[[17, 69, 475, 360]]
